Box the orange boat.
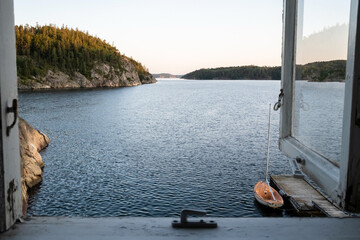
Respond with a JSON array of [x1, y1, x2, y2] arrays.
[[253, 180, 284, 208], [253, 104, 284, 208]]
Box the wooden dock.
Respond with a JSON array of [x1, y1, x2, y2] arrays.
[[270, 175, 347, 218]]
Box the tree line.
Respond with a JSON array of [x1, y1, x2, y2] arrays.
[[15, 24, 149, 80], [182, 60, 346, 82]]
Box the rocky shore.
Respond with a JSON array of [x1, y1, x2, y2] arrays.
[[19, 118, 50, 216], [18, 60, 157, 90]]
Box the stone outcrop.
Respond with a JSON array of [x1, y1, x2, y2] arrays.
[[18, 58, 156, 90], [139, 74, 158, 84], [19, 117, 50, 216]]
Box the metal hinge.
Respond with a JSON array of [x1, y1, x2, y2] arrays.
[[274, 89, 284, 111], [6, 99, 18, 136]]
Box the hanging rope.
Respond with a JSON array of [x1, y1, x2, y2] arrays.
[[265, 104, 271, 182], [265, 104, 276, 201], [273, 89, 284, 111]]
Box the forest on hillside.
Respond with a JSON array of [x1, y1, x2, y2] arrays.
[[15, 24, 150, 82], [182, 60, 346, 82]]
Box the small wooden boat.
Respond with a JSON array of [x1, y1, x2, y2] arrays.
[[254, 180, 283, 208], [253, 104, 284, 208]]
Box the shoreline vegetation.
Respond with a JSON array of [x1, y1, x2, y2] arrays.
[[16, 24, 156, 90], [181, 60, 346, 82]]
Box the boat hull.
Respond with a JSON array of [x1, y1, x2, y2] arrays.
[[254, 181, 284, 208]]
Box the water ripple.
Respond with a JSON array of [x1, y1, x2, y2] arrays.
[[21, 80, 292, 217]]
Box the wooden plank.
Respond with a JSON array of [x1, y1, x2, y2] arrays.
[[2, 217, 360, 240], [312, 200, 347, 218], [271, 175, 348, 217]]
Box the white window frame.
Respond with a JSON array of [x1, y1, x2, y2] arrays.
[[0, 0, 22, 232], [280, 0, 360, 210]]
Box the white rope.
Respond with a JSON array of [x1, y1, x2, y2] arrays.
[[265, 104, 276, 201], [265, 104, 271, 182], [267, 179, 276, 201]]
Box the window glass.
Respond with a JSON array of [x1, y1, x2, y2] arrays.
[[294, 0, 350, 163]]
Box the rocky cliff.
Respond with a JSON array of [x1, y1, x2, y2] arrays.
[[19, 118, 50, 216], [18, 59, 156, 90], [16, 25, 157, 90]]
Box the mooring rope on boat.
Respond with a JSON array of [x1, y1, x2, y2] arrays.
[[266, 104, 276, 201]]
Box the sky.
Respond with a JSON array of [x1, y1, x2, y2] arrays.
[[297, 0, 350, 64], [14, 0, 350, 75]]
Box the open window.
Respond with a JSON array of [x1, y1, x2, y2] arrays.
[[280, 0, 360, 212]]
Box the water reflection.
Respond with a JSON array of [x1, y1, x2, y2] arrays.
[[294, 0, 350, 163]]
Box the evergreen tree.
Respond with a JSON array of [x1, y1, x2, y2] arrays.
[[15, 24, 150, 81]]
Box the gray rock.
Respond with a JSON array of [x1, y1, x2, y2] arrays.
[[18, 60, 156, 90], [19, 118, 50, 216]]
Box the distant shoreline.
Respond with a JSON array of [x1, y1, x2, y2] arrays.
[[156, 78, 345, 82], [18, 85, 130, 92], [152, 73, 183, 78], [181, 60, 346, 82]]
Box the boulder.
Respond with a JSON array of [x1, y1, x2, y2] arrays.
[[19, 117, 50, 216]]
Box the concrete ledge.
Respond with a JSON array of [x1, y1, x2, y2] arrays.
[[1, 217, 360, 239]]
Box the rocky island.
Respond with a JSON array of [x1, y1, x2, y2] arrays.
[[15, 25, 156, 90]]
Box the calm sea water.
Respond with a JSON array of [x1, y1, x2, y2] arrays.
[[20, 80, 297, 217]]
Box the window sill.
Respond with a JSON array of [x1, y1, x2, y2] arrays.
[[279, 136, 340, 200], [1, 216, 360, 239]]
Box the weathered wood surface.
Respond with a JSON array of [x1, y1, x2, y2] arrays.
[[271, 175, 347, 217], [312, 200, 348, 218], [2, 217, 360, 240]]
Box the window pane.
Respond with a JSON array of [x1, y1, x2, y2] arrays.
[[294, 0, 350, 163]]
